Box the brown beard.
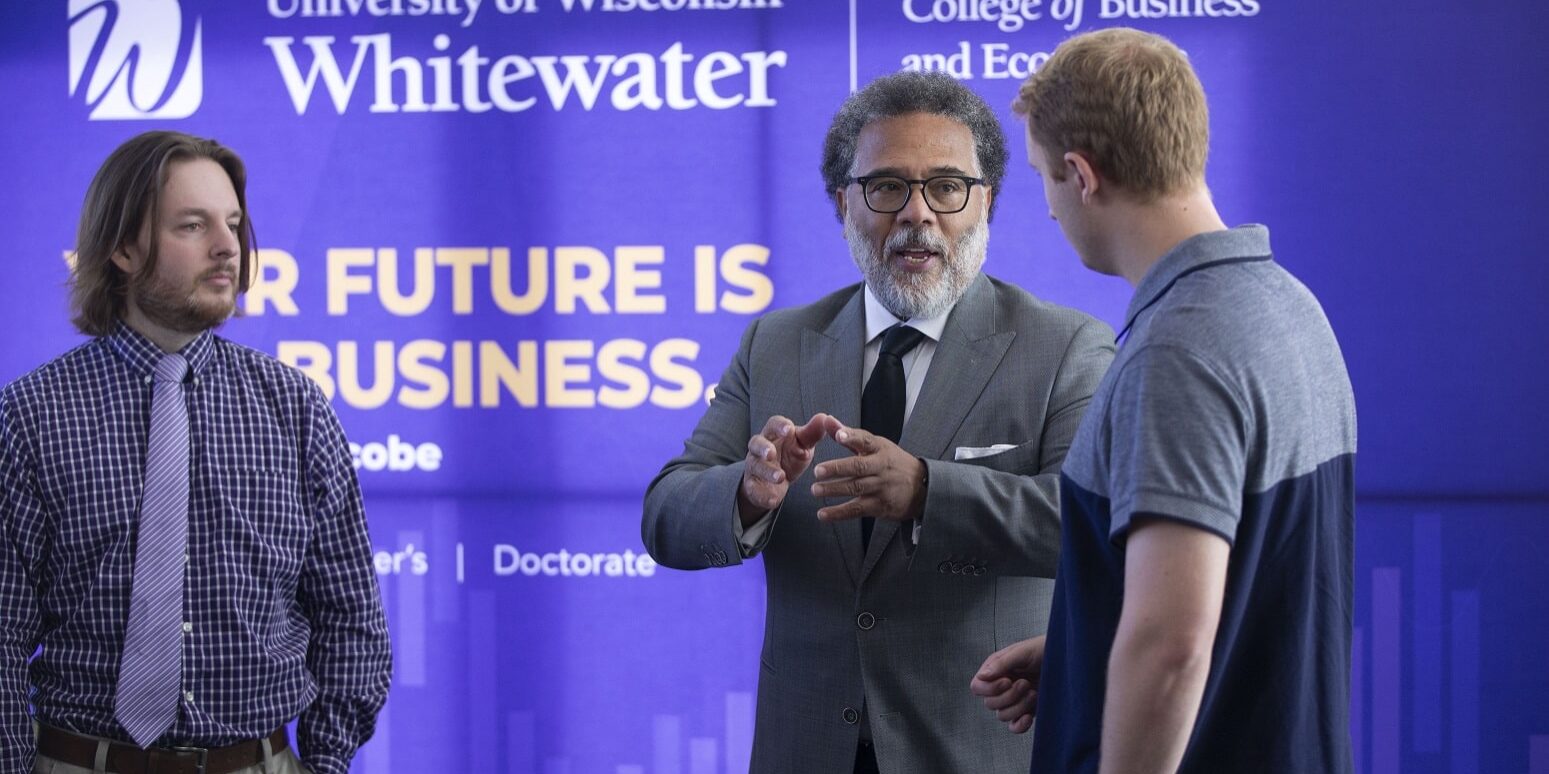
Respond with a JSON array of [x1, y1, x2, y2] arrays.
[[130, 265, 235, 334]]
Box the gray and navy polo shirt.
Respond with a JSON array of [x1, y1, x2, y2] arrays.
[[1032, 225, 1357, 773]]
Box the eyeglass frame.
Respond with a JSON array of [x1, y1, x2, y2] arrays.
[[847, 175, 987, 214]]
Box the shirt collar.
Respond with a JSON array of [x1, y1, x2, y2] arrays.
[[1123, 224, 1273, 334], [863, 285, 952, 345], [107, 319, 217, 379]]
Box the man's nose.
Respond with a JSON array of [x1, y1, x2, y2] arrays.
[[894, 182, 936, 226], [212, 224, 239, 258]]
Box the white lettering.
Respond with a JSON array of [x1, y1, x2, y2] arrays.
[[488, 55, 538, 111], [694, 51, 744, 109], [272, 35, 784, 114], [371, 33, 429, 112], [264, 35, 375, 114], [373, 543, 430, 575], [901, 0, 1044, 32], [981, 43, 1049, 80], [531, 54, 619, 110], [492, 546, 659, 578], [350, 434, 445, 472]]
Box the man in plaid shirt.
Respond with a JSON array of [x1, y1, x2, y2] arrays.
[[0, 131, 392, 774]]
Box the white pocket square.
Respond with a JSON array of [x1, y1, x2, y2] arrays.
[[953, 444, 1017, 461]]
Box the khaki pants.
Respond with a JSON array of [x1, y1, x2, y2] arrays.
[[32, 727, 312, 774]]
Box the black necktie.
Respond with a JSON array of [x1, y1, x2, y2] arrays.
[[859, 323, 927, 550]]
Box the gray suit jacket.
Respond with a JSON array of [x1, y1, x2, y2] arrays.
[[642, 273, 1114, 773]]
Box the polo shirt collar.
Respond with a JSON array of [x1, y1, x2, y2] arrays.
[[1123, 224, 1273, 334]]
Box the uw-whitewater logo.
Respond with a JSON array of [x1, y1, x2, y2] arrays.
[[68, 0, 203, 120]]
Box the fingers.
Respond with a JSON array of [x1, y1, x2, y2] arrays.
[[812, 434, 906, 481], [810, 432, 924, 523], [759, 415, 796, 444], [741, 474, 784, 510], [969, 674, 1010, 698], [815, 497, 874, 522], [812, 454, 874, 482], [982, 679, 1033, 712], [793, 413, 831, 449], [976, 637, 1044, 680], [970, 668, 1037, 734], [812, 476, 916, 521], [972, 649, 1018, 695], [975, 644, 1017, 682], [745, 434, 785, 484], [810, 472, 881, 500], [818, 413, 843, 437], [829, 422, 878, 454], [811, 495, 898, 526], [1007, 712, 1034, 734]]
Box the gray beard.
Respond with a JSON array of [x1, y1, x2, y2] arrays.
[[844, 213, 988, 321]]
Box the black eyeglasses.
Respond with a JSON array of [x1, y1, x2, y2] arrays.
[[849, 175, 985, 214]]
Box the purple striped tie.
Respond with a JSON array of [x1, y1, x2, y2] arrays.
[[114, 353, 189, 747]]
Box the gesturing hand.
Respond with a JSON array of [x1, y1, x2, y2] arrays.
[[738, 413, 836, 525], [810, 422, 926, 523]]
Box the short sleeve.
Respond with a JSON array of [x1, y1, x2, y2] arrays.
[[1106, 344, 1250, 544]]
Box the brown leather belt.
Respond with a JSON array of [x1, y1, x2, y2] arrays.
[[37, 724, 289, 774]]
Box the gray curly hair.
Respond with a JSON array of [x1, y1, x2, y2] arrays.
[[821, 71, 1009, 222]]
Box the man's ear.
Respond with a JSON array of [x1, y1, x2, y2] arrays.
[[1064, 152, 1101, 204], [110, 247, 136, 275], [835, 189, 849, 223]]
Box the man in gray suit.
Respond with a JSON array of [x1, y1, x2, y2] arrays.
[[642, 72, 1113, 774]]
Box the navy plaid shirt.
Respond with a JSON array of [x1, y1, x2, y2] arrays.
[[0, 322, 391, 774]]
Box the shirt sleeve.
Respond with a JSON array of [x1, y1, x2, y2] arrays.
[[0, 390, 44, 771], [294, 384, 392, 774], [732, 504, 777, 557], [1105, 343, 1251, 544]]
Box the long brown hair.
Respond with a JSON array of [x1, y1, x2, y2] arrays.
[[70, 131, 256, 336]]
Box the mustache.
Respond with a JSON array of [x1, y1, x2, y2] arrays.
[[200, 265, 237, 282], [884, 227, 948, 255]]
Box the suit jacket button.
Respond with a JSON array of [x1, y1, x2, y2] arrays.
[[974, 566, 987, 576], [842, 707, 859, 724], [699, 543, 728, 567], [950, 562, 964, 574], [937, 561, 951, 574], [856, 612, 876, 630]]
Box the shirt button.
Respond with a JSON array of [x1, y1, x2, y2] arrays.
[[184, 690, 194, 703], [856, 612, 876, 631], [841, 707, 859, 724], [182, 622, 193, 634], [144, 376, 153, 385]]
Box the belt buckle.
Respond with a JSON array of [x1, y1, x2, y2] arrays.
[[167, 745, 209, 774]]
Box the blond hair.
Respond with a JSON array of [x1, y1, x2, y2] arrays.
[[1013, 28, 1208, 200]]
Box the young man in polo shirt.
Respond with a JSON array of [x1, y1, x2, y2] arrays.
[[971, 28, 1357, 774]]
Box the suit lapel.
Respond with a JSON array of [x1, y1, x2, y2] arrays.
[[857, 274, 1016, 584], [802, 289, 867, 586]]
